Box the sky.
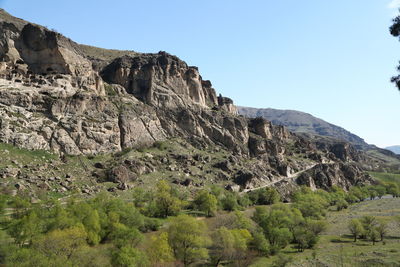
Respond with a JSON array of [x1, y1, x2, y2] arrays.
[[1, 0, 399, 148]]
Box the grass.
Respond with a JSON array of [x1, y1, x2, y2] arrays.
[[369, 171, 400, 185], [366, 149, 400, 167], [0, 142, 57, 167], [250, 197, 400, 267], [78, 44, 137, 62]]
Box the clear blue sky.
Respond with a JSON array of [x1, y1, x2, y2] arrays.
[[1, 0, 399, 147]]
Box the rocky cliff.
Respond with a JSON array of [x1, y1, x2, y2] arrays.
[[0, 9, 375, 197]]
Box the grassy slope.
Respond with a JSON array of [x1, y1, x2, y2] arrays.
[[251, 198, 400, 267], [369, 171, 400, 185], [78, 44, 137, 61]]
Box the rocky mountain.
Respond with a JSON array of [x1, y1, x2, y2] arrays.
[[386, 145, 400, 155], [0, 9, 381, 200], [237, 106, 369, 149]]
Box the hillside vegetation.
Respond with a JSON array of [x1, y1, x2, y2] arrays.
[[1, 174, 399, 266]]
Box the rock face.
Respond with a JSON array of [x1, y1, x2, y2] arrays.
[[296, 163, 374, 191], [101, 53, 218, 109], [0, 9, 375, 193]]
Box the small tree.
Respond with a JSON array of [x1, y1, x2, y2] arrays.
[[211, 227, 236, 266], [146, 232, 175, 266], [34, 225, 88, 260], [221, 193, 239, 211], [376, 220, 388, 242], [193, 190, 218, 217], [268, 228, 292, 254], [336, 199, 349, 211], [154, 180, 182, 218], [361, 216, 378, 237], [368, 229, 379, 245], [348, 219, 364, 242], [167, 215, 210, 266], [249, 187, 281, 205], [112, 246, 149, 267]]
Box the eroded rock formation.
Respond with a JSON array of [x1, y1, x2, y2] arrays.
[[0, 9, 375, 193]]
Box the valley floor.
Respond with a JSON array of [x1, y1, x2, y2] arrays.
[[251, 197, 400, 267]]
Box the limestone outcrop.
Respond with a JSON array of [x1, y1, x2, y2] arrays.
[[0, 9, 375, 194], [296, 163, 374, 191]]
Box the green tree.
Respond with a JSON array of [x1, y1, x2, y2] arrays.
[[193, 190, 218, 217], [251, 231, 269, 255], [221, 193, 239, 211], [385, 183, 400, 197], [368, 229, 379, 245], [146, 232, 174, 266], [348, 219, 364, 242], [293, 227, 317, 252], [248, 187, 280, 205], [390, 12, 400, 90], [375, 186, 386, 199], [108, 223, 142, 248], [34, 225, 88, 260], [336, 199, 349, 211], [231, 228, 252, 250], [376, 220, 388, 242], [154, 180, 182, 218], [7, 211, 42, 246], [292, 191, 328, 219], [361, 216, 378, 237], [83, 209, 101, 245], [167, 214, 210, 266], [5, 247, 58, 267], [211, 227, 236, 266], [112, 246, 149, 267], [268, 228, 292, 254]]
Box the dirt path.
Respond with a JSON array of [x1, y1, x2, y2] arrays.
[[242, 163, 318, 193]]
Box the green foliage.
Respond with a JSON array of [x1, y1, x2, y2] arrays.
[[33, 226, 88, 259], [107, 223, 142, 248], [251, 230, 269, 255], [211, 226, 252, 265], [146, 232, 174, 265], [336, 198, 349, 211], [167, 214, 210, 266], [231, 228, 252, 250], [211, 226, 236, 264], [112, 246, 149, 267], [7, 211, 42, 246], [192, 189, 218, 217], [152, 180, 183, 218], [5, 247, 62, 267], [248, 187, 281, 205], [375, 219, 389, 242], [1, 193, 157, 266], [272, 253, 293, 267], [292, 189, 329, 219], [221, 192, 239, 211], [348, 219, 364, 242]]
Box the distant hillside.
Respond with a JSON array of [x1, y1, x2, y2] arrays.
[[238, 106, 369, 149], [386, 146, 400, 155]]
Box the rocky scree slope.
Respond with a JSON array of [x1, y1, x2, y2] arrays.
[[238, 106, 400, 170], [0, 9, 374, 196]]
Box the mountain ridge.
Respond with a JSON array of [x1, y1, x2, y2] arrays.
[[386, 145, 400, 155], [238, 106, 369, 149]]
